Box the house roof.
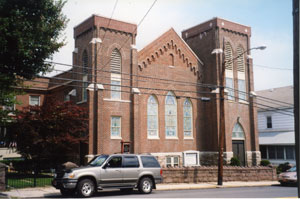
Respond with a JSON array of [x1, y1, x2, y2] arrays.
[[256, 86, 294, 110], [259, 131, 295, 145]]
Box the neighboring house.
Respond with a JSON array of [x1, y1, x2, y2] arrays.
[[1, 15, 261, 167], [257, 86, 295, 165]]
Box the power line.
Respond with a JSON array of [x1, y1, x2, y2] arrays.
[[23, 73, 295, 117], [98, 0, 158, 72], [101, 0, 119, 42], [46, 60, 294, 109], [253, 64, 293, 71]]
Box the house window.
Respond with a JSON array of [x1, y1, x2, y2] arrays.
[[147, 95, 158, 138], [82, 75, 88, 102], [183, 98, 193, 138], [286, 146, 295, 160], [166, 156, 179, 167], [29, 95, 40, 106], [111, 49, 122, 99], [261, 145, 295, 160], [165, 92, 177, 138], [266, 116, 272, 128], [111, 116, 121, 138]]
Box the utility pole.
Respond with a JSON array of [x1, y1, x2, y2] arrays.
[[212, 45, 266, 186], [218, 51, 225, 186], [292, 0, 299, 197], [90, 33, 102, 155]]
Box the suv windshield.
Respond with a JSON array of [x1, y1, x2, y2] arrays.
[[88, 155, 109, 166]]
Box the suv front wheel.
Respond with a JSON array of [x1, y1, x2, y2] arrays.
[[138, 177, 153, 194], [77, 179, 95, 197]]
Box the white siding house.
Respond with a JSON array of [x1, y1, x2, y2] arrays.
[[256, 86, 295, 165]]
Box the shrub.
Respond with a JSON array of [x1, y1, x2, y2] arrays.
[[277, 162, 292, 174], [230, 157, 241, 166], [260, 159, 271, 166]]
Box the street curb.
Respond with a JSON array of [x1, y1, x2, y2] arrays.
[[156, 182, 280, 191]]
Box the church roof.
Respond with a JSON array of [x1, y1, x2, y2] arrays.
[[138, 28, 204, 78]]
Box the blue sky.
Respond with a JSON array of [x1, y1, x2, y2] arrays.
[[51, 0, 293, 91]]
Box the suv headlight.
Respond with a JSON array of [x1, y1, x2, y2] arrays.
[[64, 172, 75, 179]]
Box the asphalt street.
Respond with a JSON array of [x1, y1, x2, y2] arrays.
[[44, 185, 298, 198]]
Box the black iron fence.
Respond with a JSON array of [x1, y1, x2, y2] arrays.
[[6, 170, 53, 189]]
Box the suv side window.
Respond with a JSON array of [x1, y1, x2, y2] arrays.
[[123, 156, 139, 168], [107, 156, 122, 168], [141, 156, 160, 168]]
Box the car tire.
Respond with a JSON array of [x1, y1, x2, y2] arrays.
[[60, 188, 74, 197], [138, 177, 153, 194], [76, 179, 95, 198]]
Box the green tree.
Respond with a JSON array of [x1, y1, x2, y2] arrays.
[[0, 0, 68, 106], [10, 97, 88, 169]]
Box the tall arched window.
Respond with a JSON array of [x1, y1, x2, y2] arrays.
[[237, 45, 246, 101], [110, 49, 122, 99], [224, 42, 234, 100], [183, 98, 193, 138], [82, 50, 88, 101], [165, 92, 177, 138], [147, 95, 158, 138]]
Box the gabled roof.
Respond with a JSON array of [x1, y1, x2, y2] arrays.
[[137, 28, 204, 79], [256, 86, 294, 110]]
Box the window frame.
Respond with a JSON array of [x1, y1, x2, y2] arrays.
[[111, 116, 121, 139], [29, 95, 40, 106], [165, 92, 178, 139], [266, 116, 272, 129], [147, 95, 159, 139], [166, 156, 180, 167], [183, 98, 193, 139]]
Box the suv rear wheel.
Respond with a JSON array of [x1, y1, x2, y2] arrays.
[[138, 177, 153, 194], [76, 179, 95, 197]]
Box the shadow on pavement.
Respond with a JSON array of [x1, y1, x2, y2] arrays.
[[44, 189, 149, 198]]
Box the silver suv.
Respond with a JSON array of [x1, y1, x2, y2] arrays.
[[52, 154, 163, 197]]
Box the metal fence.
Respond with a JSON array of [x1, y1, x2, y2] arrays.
[[6, 171, 53, 189]]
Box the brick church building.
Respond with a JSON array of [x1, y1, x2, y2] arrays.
[[2, 15, 261, 166]]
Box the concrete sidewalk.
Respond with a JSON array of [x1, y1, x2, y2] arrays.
[[1, 181, 280, 198]]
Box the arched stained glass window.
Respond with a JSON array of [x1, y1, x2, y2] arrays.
[[183, 99, 193, 138], [165, 92, 177, 138], [147, 95, 158, 138], [232, 123, 245, 140]]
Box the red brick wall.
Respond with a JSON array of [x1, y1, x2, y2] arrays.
[[182, 17, 259, 154]]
